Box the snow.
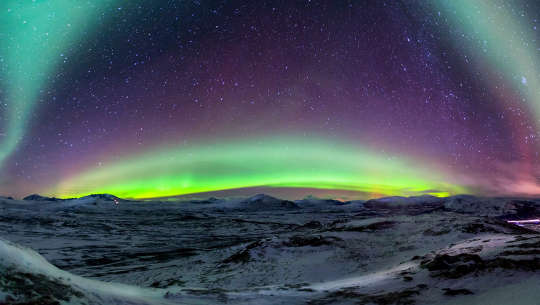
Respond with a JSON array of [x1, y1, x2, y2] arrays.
[[439, 276, 540, 305], [309, 262, 417, 291], [0, 238, 171, 305], [1, 194, 540, 304]]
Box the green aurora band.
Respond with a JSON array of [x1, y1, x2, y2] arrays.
[[0, 1, 111, 169], [51, 137, 468, 199], [434, 0, 540, 124]]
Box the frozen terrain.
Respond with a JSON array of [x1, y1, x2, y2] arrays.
[[1, 194, 540, 304]]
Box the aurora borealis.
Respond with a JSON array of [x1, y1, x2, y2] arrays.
[[0, 0, 111, 167], [1, 1, 540, 200], [52, 137, 466, 199]]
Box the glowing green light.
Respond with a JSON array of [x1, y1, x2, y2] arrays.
[[51, 136, 467, 199]]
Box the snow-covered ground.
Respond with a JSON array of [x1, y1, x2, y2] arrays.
[[1, 194, 539, 304]]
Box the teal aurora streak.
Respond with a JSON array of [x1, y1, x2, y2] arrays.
[[0, 1, 112, 168]]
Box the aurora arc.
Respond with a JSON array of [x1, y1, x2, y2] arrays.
[[50, 137, 468, 199], [0, 1, 111, 169], [434, 0, 540, 125]]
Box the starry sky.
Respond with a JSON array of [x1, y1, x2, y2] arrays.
[[1, 0, 540, 200]]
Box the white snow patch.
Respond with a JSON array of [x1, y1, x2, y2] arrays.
[[0, 238, 172, 305], [309, 262, 417, 291]]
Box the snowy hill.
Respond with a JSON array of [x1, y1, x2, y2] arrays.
[[2, 194, 540, 304]]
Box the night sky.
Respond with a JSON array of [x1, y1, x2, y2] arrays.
[[1, 0, 540, 200]]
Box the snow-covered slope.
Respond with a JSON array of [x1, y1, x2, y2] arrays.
[[0, 238, 172, 305], [1, 194, 540, 304]]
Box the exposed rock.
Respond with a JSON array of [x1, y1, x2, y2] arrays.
[[461, 222, 500, 234], [22, 194, 62, 201], [500, 249, 540, 256], [295, 196, 348, 208], [79, 194, 123, 202], [443, 195, 506, 216], [364, 195, 443, 209], [222, 240, 263, 264], [502, 200, 540, 219], [338, 221, 397, 232], [442, 288, 473, 296], [232, 194, 300, 211], [423, 228, 450, 236], [421, 253, 484, 279], [507, 239, 540, 249], [309, 286, 424, 305], [283, 235, 342, 247], [421, 253, 540, 279], [191, 197, 222, 204], [296, 220, 324, 230], [0, 268, 83, 305], [150, 278, 186, 288]]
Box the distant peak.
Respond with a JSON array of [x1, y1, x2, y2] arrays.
[[247, 193, 278, 202], [21, 193, 124, 202], [79, 194, 123, 201], [22, 194, 61, 201]]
